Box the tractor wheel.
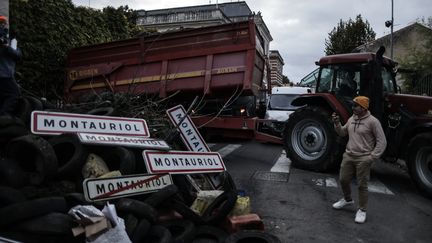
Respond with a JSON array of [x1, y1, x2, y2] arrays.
[[283, 106, 345, 172], [407, 133, 432, 198]]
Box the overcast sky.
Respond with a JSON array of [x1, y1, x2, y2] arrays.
[[72, 0, 432, 83]]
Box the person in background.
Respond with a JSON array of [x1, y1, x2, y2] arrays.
[[0, 16, 22, 116], [331, 96, 387, 224]]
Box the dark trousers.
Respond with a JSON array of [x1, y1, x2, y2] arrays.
[[0, 77, 20, 115]]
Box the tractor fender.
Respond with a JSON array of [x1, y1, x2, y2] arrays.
[[291, 94, 351, 122]]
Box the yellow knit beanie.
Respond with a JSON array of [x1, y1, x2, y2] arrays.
[[353, 96, 369, 109]]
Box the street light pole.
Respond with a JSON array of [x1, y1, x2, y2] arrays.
[[390, 0, 394, 59]]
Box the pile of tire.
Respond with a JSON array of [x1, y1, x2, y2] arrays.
[[0, 96, 281, 243]]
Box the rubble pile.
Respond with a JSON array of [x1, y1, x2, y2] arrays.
[[0, 95, 281, 243]]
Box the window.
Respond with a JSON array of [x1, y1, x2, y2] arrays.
[[382, 67, 396, 93]]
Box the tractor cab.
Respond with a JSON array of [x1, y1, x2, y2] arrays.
[[314, 51, 397, 122]]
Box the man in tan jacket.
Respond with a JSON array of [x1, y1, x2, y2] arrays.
[[331, 96, 387, 223]]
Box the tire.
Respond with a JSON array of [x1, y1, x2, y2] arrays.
[[124, 214, 139, 238], [131, 218, 151, 243], [0, 114, 25, 127], [0, 115, 28, 146], [116, 198, 158, 223], [0, 186, 27, 207], [144, 184, 179, 207], [48, 134, 88, 177], [13, 97, 32, 125], [161, 219, 195, 243], [221, 171, 237, 192], [0, 158, 29, 188], [225, 230, 281, 243], [191, 225, 228, 242], [25, 96, 43, 111], [202, 190, 237, 225], [0, 197, 68, 227], [6, 135, 58, 185], [130, 219, 151, 243], [169, 197, 203, 224], [283, 106, 344, 171], [86, 107, 115, 116], [14, 212, 74, 236], [143, 225, 173, 243], [407, 133, 432, 198]]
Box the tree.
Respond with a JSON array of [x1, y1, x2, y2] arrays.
[[399, 17, 432, 93], [282, 75, 290, 84], [9, 0, 140, 99], [325, 15, 376, 55]]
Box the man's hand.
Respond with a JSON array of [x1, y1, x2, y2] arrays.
[[332, 112, 340, 125]]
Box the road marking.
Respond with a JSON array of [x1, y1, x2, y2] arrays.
[[325, 177, 338, 187], [214, 144, 242, 157], [368, 179, 394, 195], [271, 150, 291, 173], [312, 177, 394, 195]]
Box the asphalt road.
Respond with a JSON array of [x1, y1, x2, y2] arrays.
[[209, 140, 432, 243]]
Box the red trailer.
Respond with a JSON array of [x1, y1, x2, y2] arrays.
[[65, 20, 282, 143]]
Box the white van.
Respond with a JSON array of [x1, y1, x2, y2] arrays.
[[264, 86, 312, 134]]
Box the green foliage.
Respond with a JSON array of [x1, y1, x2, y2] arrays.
[[325, 15, 376, 55], [282, 75, 290, 84], [9, 0, 140, 99], [399, 17, 432, 92]]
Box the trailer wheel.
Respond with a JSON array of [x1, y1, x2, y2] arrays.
[[407, 133, 432, 198], [283, 106, 344, 171]]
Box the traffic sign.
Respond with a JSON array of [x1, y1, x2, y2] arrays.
[[31, 111, 149, 136], [83, 173, 172, 202], [166, 105, 210, 152], [143, 150, 225, 174], [77, 133, 170, 150]]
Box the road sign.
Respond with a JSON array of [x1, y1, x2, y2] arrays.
[[143, 150, 225, 174], [83, 173, 172, 202], [77, 133, 170, 150], [31, 111, 149, 136], [166, 105, 210, 152]]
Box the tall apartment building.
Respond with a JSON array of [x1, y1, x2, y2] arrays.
[[269, 50, 284, 86]]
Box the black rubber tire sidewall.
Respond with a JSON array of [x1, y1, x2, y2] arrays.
[[191, 225, 228, 242], [225, 230, 281, 243], [0, 197, 68, 227], [407, 133, 432, 198], [48, 133, 88, 178], [202, 190, 237, 225], [6, 135, 58, 185], [283, 106, 344, 172], [161, 219, 195, 243], [116, 198, 158, 223]]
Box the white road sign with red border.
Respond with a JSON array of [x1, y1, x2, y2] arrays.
[[83, 173, 172, 202], [31, 111, 149, 136], [143, 150, 225, 174], [166, 105, 209, 152], [77, 133, 170, 150]]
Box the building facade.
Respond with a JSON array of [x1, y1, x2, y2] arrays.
[[355, 22, 432, 93], [269, 50, 284, 86]]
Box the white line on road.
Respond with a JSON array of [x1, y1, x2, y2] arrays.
[[271, 150, 291, 173], [215, 144, 242, 157], [313, 177, 394, 195], [368, 179, 395, 195]]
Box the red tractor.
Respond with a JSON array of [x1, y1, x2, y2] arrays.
[[284, 47, 432, 198]]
